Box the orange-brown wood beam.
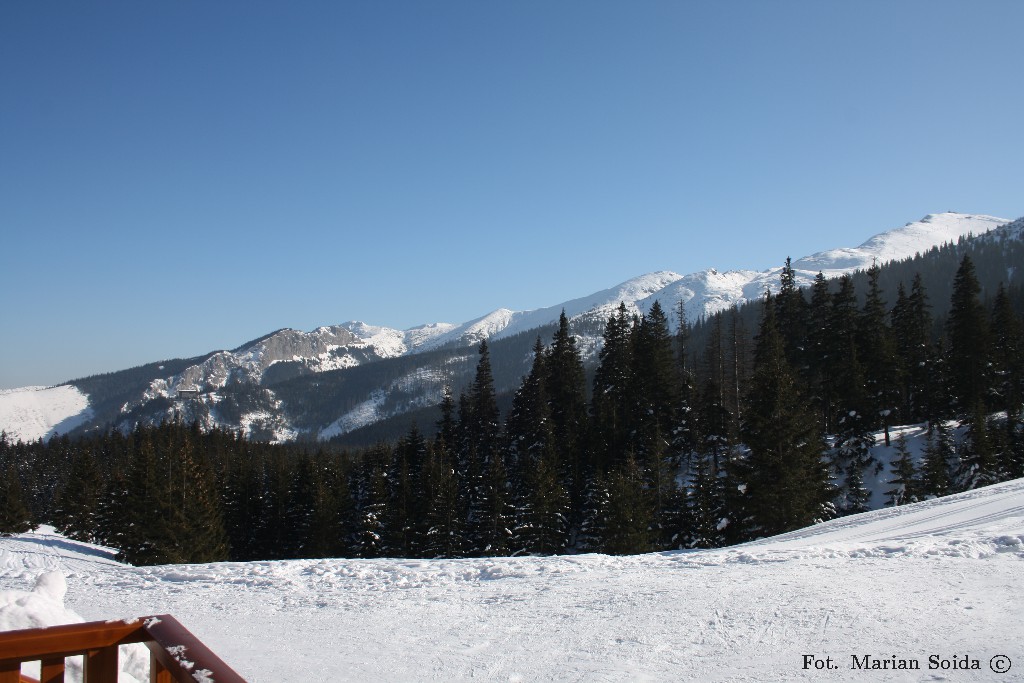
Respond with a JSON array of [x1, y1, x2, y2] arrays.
[[39, 658, 64, 683]]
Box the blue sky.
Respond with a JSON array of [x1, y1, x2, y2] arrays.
[[2, 1, 1022, 388]]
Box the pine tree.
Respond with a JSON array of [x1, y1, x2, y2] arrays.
[[990, 284, 1024, 414], [52, 448, 102, 543], [684, 448, 723, 548], [946, 255, 991, 414], [885, 433, 919, 506], [591, 303, 635, 473], [172, 437, 229, 563], [741, 293, 834, 537], [465, 340, 512, 555], [672, 299, 698, 460], [920, 420, 954, 498], [516, 456, 570, 555], [544, 311, 589, 509], [0, 462, 33, 536], [423, 435, 467, 558], [631, 301, 680, 457], [116, 428, 172, 565], [600, 454, 652, 555], [859, 262, 898, 438], [956, 403, 997, 490], [806, 272, 833, 432], [775, 257, 808, 372], [354, 450, 390, 558], [305, 450, 354, 559], [842, 463, 871, 515], [389, 423, 429, 556], [891, 276, 936, 422]]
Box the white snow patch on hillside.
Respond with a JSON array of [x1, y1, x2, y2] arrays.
[[319, 391, 387, 439], [496, 271, 685, 340], [794, 212, 1007, 271], [318, 366, 452, 440], [341, 322, 410, 357], [0, 385, 92, 443], [2, 482, 1022, 682]]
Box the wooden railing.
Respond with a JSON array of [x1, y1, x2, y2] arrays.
[[0, 615, 246, 683]]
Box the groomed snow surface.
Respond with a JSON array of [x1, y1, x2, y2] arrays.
[[2, 479, 1022, 682]]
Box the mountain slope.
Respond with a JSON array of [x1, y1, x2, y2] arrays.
[[0, 212, 1012, 442], [2, 478, 1021, 681]]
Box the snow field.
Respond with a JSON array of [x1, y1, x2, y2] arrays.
[[2, 479, 1023, 682], [0, 385, 91, 443]]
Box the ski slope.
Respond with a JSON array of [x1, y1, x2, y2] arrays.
[[0, 385, 91, 443], [2, 479, 1022, 681]]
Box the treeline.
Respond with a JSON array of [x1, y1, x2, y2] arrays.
[[2, 254, 1023, 564]]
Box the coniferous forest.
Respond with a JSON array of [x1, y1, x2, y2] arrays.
[[2, 252, 1023, 565]]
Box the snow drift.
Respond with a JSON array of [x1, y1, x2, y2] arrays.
[[2, 478, 1022, 681]]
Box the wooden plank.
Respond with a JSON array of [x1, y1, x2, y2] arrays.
[[0, 660, 22, 683], [0, 621, 147, 662], [149, 653, 172, 683], [142, 615, 247, 683], [84, 648, 117, 683], [39, 658, 64, 683]]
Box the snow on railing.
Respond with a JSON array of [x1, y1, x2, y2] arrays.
[[0, 614, 246, 683]]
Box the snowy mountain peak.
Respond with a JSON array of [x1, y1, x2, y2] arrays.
[[793, 212, 1007, 273]]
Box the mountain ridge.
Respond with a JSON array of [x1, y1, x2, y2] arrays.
[[0, 211, 1013, 443]]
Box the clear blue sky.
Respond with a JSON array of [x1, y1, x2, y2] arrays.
[[2, 1, 1022, 388]]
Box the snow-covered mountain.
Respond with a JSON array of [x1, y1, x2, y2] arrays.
[[0, 212, 1013, 443], [2, 476, 1021, 681]]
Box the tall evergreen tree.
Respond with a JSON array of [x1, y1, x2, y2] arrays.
[[920, 420, 954, 498], [423, 432, 467, 558], [890, 275, 936, 422], [591, 303, 635, 473], [859, 262, 898, 438], [600, 454, 652, 555], [946, 255, 991, 414], [741, 294, 834, 537], [544, 311, 590, 506], [956, 403, 997, 490], [775, 256, 809, 372], [990, 284, 1024, 414], [885, 433, 919, 507], [0, 462, 33, 536], [806, 272, 833, 432], [52, 448, 102, 543]]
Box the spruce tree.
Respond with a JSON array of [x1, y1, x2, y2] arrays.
[[423, 435, 467, 558], [741, 294, 834, 537], [806, 272, 833, 432], [600, 454, 652, 555], [890, 276, 935, 422], [465, 340, 512, 555], [591, 303, 635, 473], [920, 420, 954, 498], [0, 462, 33, 536], [775, 257, 809, 372], [52, 448, 103, 543], [685, 447, 723, 548], [544, 311, 589, 508], [885, 433, 919, 506], [946, 255, 991, 414], [990, 284, 1024, 414], [956, 403, 997, 490], [390, 423, 429, 556], [859, 262, 898, 437]]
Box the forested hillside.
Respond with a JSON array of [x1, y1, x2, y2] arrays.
[[2, 245, 1021, 564]]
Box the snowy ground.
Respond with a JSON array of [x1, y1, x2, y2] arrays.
[[2, 479, 1023, 682], [0, 385, 91, 443]]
